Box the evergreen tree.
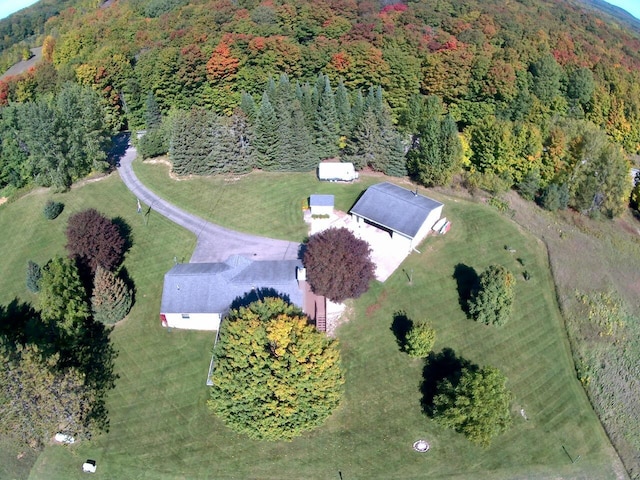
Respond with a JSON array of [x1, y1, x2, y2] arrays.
[[253, 93, 280, 170], [38, 256, 90, 336], [314, 75, 339, 159], [222, 110, 255, 173], [26, 260, 41, 293], [299, 82, 318, 129], [335, 80, 352, 138], [468, 265, 516, 327], [407, 96, 461, 187], [145, 92, 162, 129], [169, 109, 222, 175], [240, 92, 257, 122], [91, 266, 133, 325], [350, 90, 365, 132], [404, 322, 436, 358], [518, 169, 541, 201]]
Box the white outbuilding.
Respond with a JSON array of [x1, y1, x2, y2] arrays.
[[317, 162, 359, 182], [309, 194, 335, 216]]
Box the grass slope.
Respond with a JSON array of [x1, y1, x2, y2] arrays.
[[133, 159, 383, 241], [0, 167, 621, 479]]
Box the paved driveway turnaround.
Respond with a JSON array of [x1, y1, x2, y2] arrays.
[[117, 145, 300, 263]]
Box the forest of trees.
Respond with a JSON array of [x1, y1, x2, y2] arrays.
[[1, 0, 638, 214], [0, 0, 640, 216]]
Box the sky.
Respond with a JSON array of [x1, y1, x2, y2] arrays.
[[0, 0, 40, 21], [603, 0, 640, 19]]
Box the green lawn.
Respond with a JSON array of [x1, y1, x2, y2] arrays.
[[0, 167, 622, 479], [133, 158, 383, 241]]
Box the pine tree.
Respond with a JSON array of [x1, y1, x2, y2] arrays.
[[314, 75, 339, 159], [26, 260, 42, 293], [407, 97, 462, 187], [253, 93, 280, 170], [145, 92, 162, 129], [91, 266, 133, 325], [335, 80, 352, 138], [240, 92, 257, 122], [299, 82, 318, 129], [39, 256, 90, 336], [221, 110, 255, 173]]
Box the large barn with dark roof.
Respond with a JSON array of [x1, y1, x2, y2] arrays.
[[349, 182, 444, 251]]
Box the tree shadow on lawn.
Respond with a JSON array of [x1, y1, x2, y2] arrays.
[[390, 310, 413, 351], [58, 318, 119, 434], [420, 347, 476, 416], [0, 299, 56, 350], [230, 288, 291, 311], [112, 216, 134, 255], [453, 263, 478, 316]]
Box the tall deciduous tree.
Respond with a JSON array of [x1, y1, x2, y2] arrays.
[[0, 343, 95, 447], [66, 209, 126, 274], [208, 297, 344, 441], [303, 227, 376, 302], [468, 265, 516, 326], [432, 365, 513, 446]]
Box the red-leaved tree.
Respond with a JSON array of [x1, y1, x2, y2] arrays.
[[66, 209, 126, 273], [303, 227, 375, 302]]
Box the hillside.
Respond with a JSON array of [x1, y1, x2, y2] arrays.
[[1, 0, 640, 150], [2, 0, 640, 477]]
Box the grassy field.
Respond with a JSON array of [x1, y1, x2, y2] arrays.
[[133, 158, 383, 241], [506, 192, 640, 478], [0, 166, 625, 479]]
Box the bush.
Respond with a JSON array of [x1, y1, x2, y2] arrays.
[[138, 128, 168, 159], [43, 200, 64, 220], [468, 264, 516, 326], [404, 322, 436, 357], [540, 183, 569, 211], [26, 260, 42, 293]]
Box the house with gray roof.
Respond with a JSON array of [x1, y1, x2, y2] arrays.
[[349, 182, 444, 251], [160, 255, 304, 330]]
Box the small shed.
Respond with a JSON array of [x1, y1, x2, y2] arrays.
[[309, 194, 334, 216], [350, 182, 444, 251], [318, 162, 359, 182]]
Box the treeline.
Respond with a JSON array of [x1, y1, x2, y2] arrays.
[[0, 82, 111, 190], [141, 74, 406, 177]]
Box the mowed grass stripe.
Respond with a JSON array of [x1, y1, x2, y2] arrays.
[[0, 170, 616, 479]]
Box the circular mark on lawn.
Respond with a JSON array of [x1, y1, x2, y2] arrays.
[[413, 439, 430, 452]]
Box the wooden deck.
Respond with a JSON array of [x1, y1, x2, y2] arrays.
[[300, 280, 327, 332]]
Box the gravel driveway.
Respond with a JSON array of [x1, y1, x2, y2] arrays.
[[117, 145, 300, 263]]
